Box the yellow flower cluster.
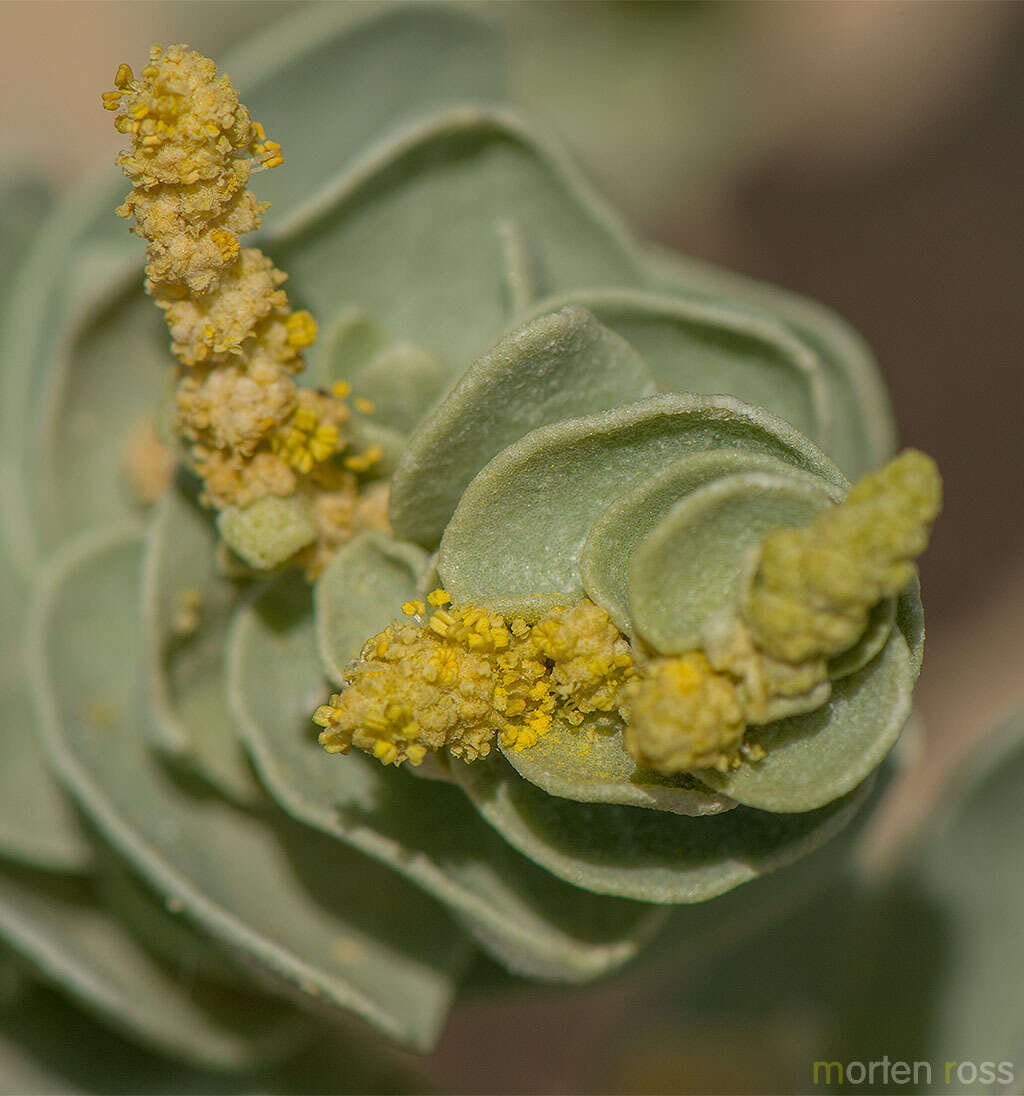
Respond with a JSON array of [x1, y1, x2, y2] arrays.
[[745, 449, 942, 662], [313, 595, 636, 768], [107, 45, 379, 569], [621, 449, 941, 774]]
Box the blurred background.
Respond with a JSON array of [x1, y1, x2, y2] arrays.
[[2, 2, 1022, 1092]]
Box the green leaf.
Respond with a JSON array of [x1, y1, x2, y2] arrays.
[[318, 306, 390, 386], [0, 463, 91, 871], [629, 470, 842, 654], [641, 243, 897, 479], [438, 393, 844, 617], [0, 862, 303, 1069], [453, 752, 870, 903], [838, 710, 1024, 1078], [698, 633, 914, 813], [314, 531, 428, 686], [233, 5, 506, 230], [501, 713, 736, 816], [390, 306, 654, 546], [522, 288, 831, 448], [275, 108, 645, 389], [581, 449, 832, 635], [28, 272, 166, 554], [230, 571, 666, 983], [896, 573, 925, 679], [828, 595, 895, 681], [32, 527, 468, 1052], [350, 343, 451, 436], [142, 481, 263, 804]]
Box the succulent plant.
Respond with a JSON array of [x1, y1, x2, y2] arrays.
[[0, 4, 940, 1082]]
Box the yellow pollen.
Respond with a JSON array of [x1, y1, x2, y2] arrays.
[[315, 597, 637, 768], [285, 310, 318, 349]]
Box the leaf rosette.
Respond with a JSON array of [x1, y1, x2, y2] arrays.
[[0, 4, 933, 1072]]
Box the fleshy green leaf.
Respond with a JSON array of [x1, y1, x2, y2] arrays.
[[896, 573, 925, 679], [314, 531, 428, 686], [629, 470, 842, 654], [438, 393, 844, 617], [501, 714, 735, 816], [142, 481, 262, 803], [838, 709, 1024, 1076], [828, 595, 895, 681], [641, 243, 897, 479], [32, 528, 468, 1051], [523, 288, 831, 448], [232, 4, 506, 230], [0, 463, 91, 871], [390, 306, 654, 545], [29, 275, 166, 554], [0, 862, 303, 1069], [697, 633, 914, 813], [318, 306, 390, 385], [453, 752, 870, 903], [350, 343, 451, 436], [230, 571, 666, 983], [275, 108, 645, 388], [580, 449, 831, 635]]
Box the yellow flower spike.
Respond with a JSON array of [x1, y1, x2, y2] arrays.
[[354, 397, 376, 415], [616, 450, 941, 777], [108, 44, 382, 574], [315, 597, 638, 769], [745, 449, 942, 663]]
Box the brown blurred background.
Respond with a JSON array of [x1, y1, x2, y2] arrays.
[[3, 2, 1023, 1092]]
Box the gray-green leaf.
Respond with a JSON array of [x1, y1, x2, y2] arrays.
[[438, 393, 844, 617], [390, 306, 654, 546], [32, 527, 468, 1052], [628, 469, 842, 654], [453, 752, 870, 903], [697, 633, 914, 813], [231, 570, 666, 983]]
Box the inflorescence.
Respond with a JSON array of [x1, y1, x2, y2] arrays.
[[106, 45, 385, 575], [316, 451, 941, 775]]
